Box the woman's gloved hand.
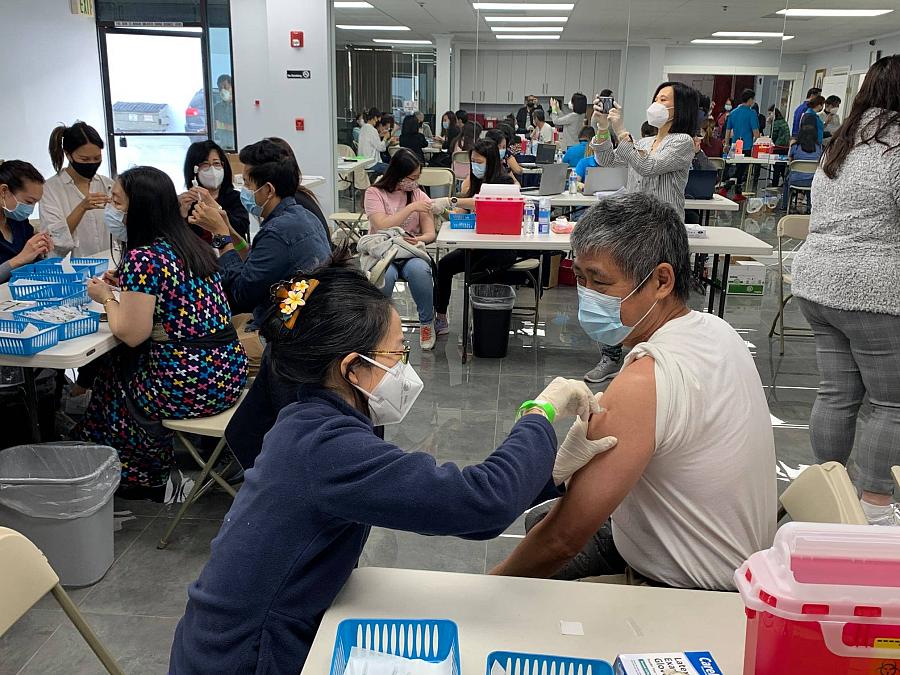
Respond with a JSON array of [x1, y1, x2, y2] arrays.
[[431, 196, 451, 214], [537, 377, 601, 421], [553, 395, 618, 484]]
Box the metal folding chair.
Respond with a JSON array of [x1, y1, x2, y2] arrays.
[[768, 215, 813, 355]]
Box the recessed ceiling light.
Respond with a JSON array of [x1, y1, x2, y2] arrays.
[[712, 31, 785, 37], [333, 1, 374, 7], [336, 25, 411, 30], [484, 15, 569, 22], [776, 8, 894, 17], [473, 3, 575, 10], [491, 26, 564, 32], [372, 38, 433, 44], [691, 39, 762, 45], [495, 34, 562, 39]]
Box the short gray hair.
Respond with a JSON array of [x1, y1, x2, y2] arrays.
[[571, 192, 692, 302]]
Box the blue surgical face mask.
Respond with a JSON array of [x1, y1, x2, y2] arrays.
[[499, 148, 507, 159], [2, 191, 35, 221], [471, 162, 486, 179], [442, 120, 449, 130], [104, 204, 128, 242], [577, 271, 657, 345], [240, 185, 267, 218], [724, 104, 733, 112]]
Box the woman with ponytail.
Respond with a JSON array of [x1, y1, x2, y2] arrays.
[[41, 121, 114, 257]]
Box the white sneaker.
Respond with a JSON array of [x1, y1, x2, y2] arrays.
[[584, 354, 621, 383], [861, 500, 900, 526], [420, 323, 436, 351]]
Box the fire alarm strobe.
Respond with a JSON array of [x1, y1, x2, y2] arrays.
[[291, 31, 303, 48], [295, 118, 305, 131]]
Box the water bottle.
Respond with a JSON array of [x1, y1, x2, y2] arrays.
[[567, 172, 578, 195], [523, 201, 535, 236], [538, 197, 551, 235]]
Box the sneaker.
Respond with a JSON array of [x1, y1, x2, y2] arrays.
[[861, 499, 900, 526], [434, 314, 450, 336], [584, 354, 622, 383], [420, 323, 436, 351]]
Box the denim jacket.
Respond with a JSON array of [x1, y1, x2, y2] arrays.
[[219, 196, 331, 325]]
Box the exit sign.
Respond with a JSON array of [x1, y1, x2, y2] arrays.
[[70, 0, 94, 16]]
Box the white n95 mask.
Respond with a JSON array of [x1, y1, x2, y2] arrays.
[[353, 355, 423, 426]]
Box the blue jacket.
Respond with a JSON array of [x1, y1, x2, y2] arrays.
[[169, 387, 559, 674], [219, 196, 331, 325], [562, 141, 589, 168], [574, 155, 599, 181], [791, 101, 809, 136]]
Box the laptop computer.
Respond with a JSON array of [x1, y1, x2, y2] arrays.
[[520, 163, 570, 196], [583, 166, 628, 194], [684, 169, 718, 199], [535, 143, 557, 164]]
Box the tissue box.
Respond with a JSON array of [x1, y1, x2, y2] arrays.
[[705, 259, 765, 296], [614, 651, 723, 675]]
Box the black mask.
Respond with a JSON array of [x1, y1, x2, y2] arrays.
[[527, 101, 535, 108], [71, 160, 101, 180]]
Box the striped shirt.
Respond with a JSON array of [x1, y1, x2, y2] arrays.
[[591, 133, 695, 221]]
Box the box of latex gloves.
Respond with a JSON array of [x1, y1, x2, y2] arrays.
[[614, 651, 724, 675], [704, 259, 766, 296]]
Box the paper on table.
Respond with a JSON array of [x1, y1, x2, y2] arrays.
[[0, 323, 41, 338], [343, 647, 453, 675], [490, 661, 507, 675], [9, 279, 52, 286], [60, 253, 76, 274]]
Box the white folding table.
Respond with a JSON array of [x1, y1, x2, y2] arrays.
[[300, 567, 746, 675], [338, 157, 376, 211], [436, 227, 772, 362], [301, 175, 326, 189]]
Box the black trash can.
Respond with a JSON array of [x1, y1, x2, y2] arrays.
[[471, 284, 516, 358]]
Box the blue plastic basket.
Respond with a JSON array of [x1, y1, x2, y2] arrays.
[[8, 280, 86, 302], [449, 212, 476, 229], [486, 651, 614, 675], [329, 619, 461, 675], [13, 309, 100, 341], [0, 319, 60, 356], [37, 256, 108, 276], [27, 289, 90, 308]]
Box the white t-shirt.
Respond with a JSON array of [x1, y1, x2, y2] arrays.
[[612, 310, 776, 590], [531, 122, 554, 144], [39, 170, 115, 258], [358, 123, 387, 163]]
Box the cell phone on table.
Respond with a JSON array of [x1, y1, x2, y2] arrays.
[[596, 96, 614, 114]]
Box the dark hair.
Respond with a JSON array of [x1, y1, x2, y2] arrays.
[[740, 89, 756, 104], [808, 95, 826, 109], [456, 121, 482, 152], [572, 192, 691, 303], [239, 139, 301, 198], [578, 125, 594, 141], [532, 108, 546, 124], [262, 251, 394, 398], [217, 73, 233, 88], [570, 92, 588, 115], [467, 139, 510, 197], [825, 95, 842, 107], [822, 55, 900, 179], [698, 94, 711, 113], [807, 87, 822, 99], [796, 124, 819, 154], [401, 114, 420, 136], [768, 105, 784, 121], [380, 113, 395, 130], [599, 89, 613, 98], [485, 128, 508, 148], [365, 107, 381, 122], [262, 137, 321, 209], [497, 122, 516, 147], [440, 110, 458, 131], [653, 81, 699, 136], [372, 148, 422, 193], [640, 122, 658, 138], [455, 109, 469, 124], [118, 166, 218, 278], [182, 140, 235, 192], [48, 121, 104, 174], [0, 160, 45, 194]]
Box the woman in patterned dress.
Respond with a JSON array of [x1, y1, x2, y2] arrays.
[[76, 166, 248, 501]]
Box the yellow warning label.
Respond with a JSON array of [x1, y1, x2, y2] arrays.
[[874, 638, 900, 650]]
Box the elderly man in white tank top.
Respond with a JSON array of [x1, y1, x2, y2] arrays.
[[493, 192, 776, 590]]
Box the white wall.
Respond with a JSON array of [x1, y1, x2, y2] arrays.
[[0, 0, 105, 179], [798, 32, 900, 95], [231, 0, 337, 216]]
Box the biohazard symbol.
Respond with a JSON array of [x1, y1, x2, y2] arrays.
[[879, 662, 899, 675]]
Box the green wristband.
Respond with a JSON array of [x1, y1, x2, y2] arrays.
[[594, 130, 611, 143], [517, 400, 556, 423], [233, 238, 248, 252]]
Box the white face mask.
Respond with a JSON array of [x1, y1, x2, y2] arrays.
[[198, 166, 225, 190], [646, 102, 673, 128], [220, 89, 232, 103], [352, 355, 423, 426]]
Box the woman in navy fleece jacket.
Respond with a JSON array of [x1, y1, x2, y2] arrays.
[[169, 256, 608, 674]]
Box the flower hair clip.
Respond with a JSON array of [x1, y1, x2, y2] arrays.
[[274, 278, 319, 329]]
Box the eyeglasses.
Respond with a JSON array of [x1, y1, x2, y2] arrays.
[[368, 342, 411, 365]]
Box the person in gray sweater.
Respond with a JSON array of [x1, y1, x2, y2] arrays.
[[549, 93, 589, 150], [791, 54, 900, 526]]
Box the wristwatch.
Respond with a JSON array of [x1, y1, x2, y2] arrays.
[[450, 197, 459, 208], [516, 399, 556, 423], [211, 234, 233, 249]]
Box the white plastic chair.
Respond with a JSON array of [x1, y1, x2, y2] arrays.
[[768, 215, 813, 355], [779, 462, 867, 525], [0, 527, 125, 674]]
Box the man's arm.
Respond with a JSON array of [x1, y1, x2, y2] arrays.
[[492, 357, 658, 578]]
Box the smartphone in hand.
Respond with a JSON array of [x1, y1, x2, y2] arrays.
[[597, 96, 614, 114]]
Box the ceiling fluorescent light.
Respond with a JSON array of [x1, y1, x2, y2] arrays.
[[336, 25, 411, 30], [691, 39, 762, 45], [372, 38, 433, 44], [782, 35, 795, 40], [495, 34, 562, 39], [491, 26, 564, 32], [333, 1, 374, 7], [473, 3, 575, 10], [484, 16, 569, 22], [776, 8, 894, 17], [712, 31, 785, 37]]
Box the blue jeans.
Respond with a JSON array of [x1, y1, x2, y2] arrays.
[[382, 257, 434, 325]]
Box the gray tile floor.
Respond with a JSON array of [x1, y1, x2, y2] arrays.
[[3, 206, 834, 674]]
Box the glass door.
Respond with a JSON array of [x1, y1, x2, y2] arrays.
[[100, 28, 208, 190]]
